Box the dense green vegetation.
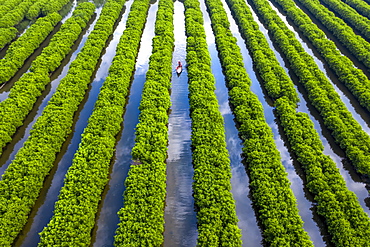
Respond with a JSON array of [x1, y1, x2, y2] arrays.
[[0, 0, 23, 18], [183, 0, 242, 245], [226, 0, 370, 245], [114, 0, 173, 245], [223, 0, 299, 103], [251, 0, 370, 176], [0, 0, 37, 28], [0, 0, 73, 49], [270, 0, 370, 117], [27, 0, 71, 19], [0, 2, 95, 157], [275, 97, 370, 246], [0, 0, 124, 245], [206, 0, 313, 245], [0, 0, 39, 48], [319, 0, 370, 41], [0, 13, 62, 84], [0, 0, 369, 244], [0, 27, 17, 49], [39, 0, 156, 245], [293, 0, 370, 69], [341, 0, 370, 20], [247, 0, 370, 244]]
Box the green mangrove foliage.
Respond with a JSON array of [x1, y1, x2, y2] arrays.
[[27, 0, 71, 19], [270, 0, 370, 117], [114, 0, 173, 246], [0, 12, 62, 84], [275, 97, 370, 246], [0, 0, 37, 28], [0, 0, 124, 245], [0, 27, 17, 49], [39, 0, 154, 246], [252, 0, 370, 177], [183, 0, 242, 245], [205, 0, 313, 245], [341, 0, 370, 20], [0, 0, 23, 18], [222, 0, 299, 103], [0, 0, 39, 48], [0, 2, 95, 157], [27, 0, 49, 19], [319, 0, 370, 41], [226, 0, 370, 244], [248, 0, 370, 244], [293, 0, 370, 69]]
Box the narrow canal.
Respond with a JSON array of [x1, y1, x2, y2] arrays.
[[0, 0, 80, 99], [263, 0, 370, 214], [164, 1, 197, 246], [286, 0, 370, 79], [1, 0, 369, 245], [91, 2, 158, 246], [0, 6, 103, 178], [265, 0, 370, 133], [12, 1, 134, 245], [0, 7, 100, 178], [201, 0, 326, 245]]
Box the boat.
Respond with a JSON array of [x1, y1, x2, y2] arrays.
[[176, 61, 182, 75], [176, 65, 182, 74]]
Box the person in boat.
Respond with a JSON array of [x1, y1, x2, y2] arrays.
[[176, 61, 183, 74]]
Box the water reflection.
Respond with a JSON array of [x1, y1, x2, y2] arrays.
[[0, 0, 82, 99], [164, 2, 197, 246], [218, 0, 332, 244], [13, 2, 132, 245], [289, 0, 370, 79], [200, 0, 264, 245], [266, 0, 370, 135], [59, 0, 77, 22], [264, 0, 370, 214], [0, 1, 92, 100], [0, 8, 100, 177], [92, 2, 158, 246]]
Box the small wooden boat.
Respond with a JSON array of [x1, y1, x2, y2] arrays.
[[176, 61, 183, 75], [176, 65, 182, 74]]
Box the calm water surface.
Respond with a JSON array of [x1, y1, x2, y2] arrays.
[[91, 2, 158, 246], [164, 2, 197, 246]]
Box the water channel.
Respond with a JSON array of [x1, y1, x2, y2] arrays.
[[0, 6, 100, 177], [91, 2, 158, 246], [1, 0, 369, 245], [198, 0, 268, 245], [263, 0, 370, 214], [287, 0, 370, 79], [163, 2, 197, 246], [227, 0, 370, 244], [0, 0, 79, 98], [204, 0, 335, 244], [11, 1, 134, 245], [266, 0, 370, 133]]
